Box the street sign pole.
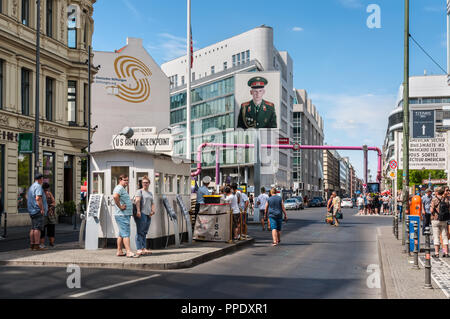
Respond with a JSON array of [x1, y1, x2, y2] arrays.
[[402, 0, 410, 247]]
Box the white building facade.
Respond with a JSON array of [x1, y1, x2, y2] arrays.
[[161, 26, 294, 189]]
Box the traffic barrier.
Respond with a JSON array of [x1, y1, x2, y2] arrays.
[[424, 226, 433, 289], [394, 214, 399, 240], [412, 220, 419, 269]]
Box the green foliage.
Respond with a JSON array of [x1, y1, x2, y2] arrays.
[[397, 170, 447, 190], [56, 201, 77, 216]]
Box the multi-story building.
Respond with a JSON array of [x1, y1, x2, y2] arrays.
[[292, 89, 324, 198], [161, 26, 294, 189], [349, 164, 356, 197], [383, 75, 450, 183], [339, 157, 350, 196], [323, 149, 340, 200], [0, 1, 95, 226]]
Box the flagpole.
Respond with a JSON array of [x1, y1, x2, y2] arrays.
[[186, 0, 192, 163]]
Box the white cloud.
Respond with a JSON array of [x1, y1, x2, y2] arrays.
[[338, 0, 363, 9], [123, 0, 142, 21], [147, 33, 191, 62], [292, 27, 304, 32]]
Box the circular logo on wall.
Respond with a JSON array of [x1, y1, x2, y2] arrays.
[[113, 56, 152, 103]]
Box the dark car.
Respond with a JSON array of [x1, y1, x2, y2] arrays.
[[309, 198, 321, 207], [313, 197, 325, 207]]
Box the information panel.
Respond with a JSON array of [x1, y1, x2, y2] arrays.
[[398, 132, 447, 170]]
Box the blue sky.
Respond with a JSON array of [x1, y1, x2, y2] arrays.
[[93, 0, 448, 179]]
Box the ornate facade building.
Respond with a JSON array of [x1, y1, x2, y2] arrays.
[[0, 0, 96, 226]]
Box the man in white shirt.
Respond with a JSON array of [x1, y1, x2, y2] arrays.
[[238, 189, 249, 239], [256, 187, 270, 231], [225, 186, 241, 240]]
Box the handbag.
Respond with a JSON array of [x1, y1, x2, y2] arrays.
[[336, 211, 343, 220]]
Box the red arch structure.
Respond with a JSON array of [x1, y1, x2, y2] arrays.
[[191, 143, 382, 185]]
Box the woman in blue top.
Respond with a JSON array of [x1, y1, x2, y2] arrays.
[[265, 188, 288, 246]]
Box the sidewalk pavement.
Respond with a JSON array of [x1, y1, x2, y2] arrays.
[[0, 232, 254, 270], [377, 226, 449, 299], [0, 223, 81, 242]]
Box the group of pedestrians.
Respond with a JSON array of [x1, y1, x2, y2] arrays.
[[356, 193, 393, 216], [27, 173, 57, 251], [421, 187, 449, 259]]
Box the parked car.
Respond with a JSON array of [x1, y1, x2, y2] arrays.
[[341, 198, 354, 208], [284, 199, 300, 210], [313, 197, 325, 207], [309, 198, 321, 207], [291, 196, 304, 210]]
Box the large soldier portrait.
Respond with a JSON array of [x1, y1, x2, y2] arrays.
[[237, 76, 277, 129]]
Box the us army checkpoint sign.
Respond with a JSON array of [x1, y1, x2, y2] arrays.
[[411, 110, 435, 139]]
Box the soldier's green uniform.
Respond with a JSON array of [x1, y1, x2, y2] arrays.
[[237, 77, 277, 129]]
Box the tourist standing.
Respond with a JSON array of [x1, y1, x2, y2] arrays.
[[134, 176, 155, 256], [225, 186, 241, 240], [113, 174, 138, 258], [421, 189, 433, 236], [195, 176, 211, 224], [40, 183, 57, 248], [429, 187, 449, 258], [27, 173, 48, 251], [357, 194, 364, 215]]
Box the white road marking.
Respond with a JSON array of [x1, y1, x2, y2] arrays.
[[69, 274, 161, 298]]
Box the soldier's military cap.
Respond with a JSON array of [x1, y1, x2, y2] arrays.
[[248, 77, 268, 89]]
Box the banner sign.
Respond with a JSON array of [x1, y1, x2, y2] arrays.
[[398, 132, 447, 170], [112, 127, 173, 153]]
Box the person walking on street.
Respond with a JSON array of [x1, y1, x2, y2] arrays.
[[134, 176, 155, 257], [225, 186, 241, 240], [256, 187, 270, 231], [382, 194, 390, 215], [421, 189, 433, 236], [357, 194, 364, 215], [40, 183, 56, 248], [238, 189, 249, 239], [27, 173, 48, 251], [195, 176, 211, 225], [326, 193, 335, 223], [332, 192, 341, 227], [430, 187, 449, 258], [113, 174, 138, 258], [265, 188, 288, 246]]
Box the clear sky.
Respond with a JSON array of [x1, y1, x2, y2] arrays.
[[92, 0, 448, 180]]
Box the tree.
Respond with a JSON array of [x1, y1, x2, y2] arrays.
[[397, 170, 447, 190]]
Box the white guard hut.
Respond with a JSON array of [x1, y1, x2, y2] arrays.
[[89, 149, 191, 249]]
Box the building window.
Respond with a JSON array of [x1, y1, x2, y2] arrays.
[[21, 68, 31, 116], [68, 81, 77, 124], [43, 152, 55, 195], [68, 6, 77, 49], [64, 155, 74, 201], [241, 52, 245, 64], [211, 66, 215, 74], [232, 55, 236, 67], [223, 62, 227, 70], [46, 0, 53, 37], [45, 77, 54, 121], [246, 50, 250, 62], [181, 76, 185, 85], [22, 0, 30, 26], [17, 153, 32, 213], [192, 72, 195, 81], [83, 83, 88, 126], [0, 60, 3, 109], [237, 53, 241, 65]]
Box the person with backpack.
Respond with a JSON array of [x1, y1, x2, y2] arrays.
[[430, 187, 449, 258]]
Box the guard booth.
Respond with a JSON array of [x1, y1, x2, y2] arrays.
[[87, 150, 192, 250]]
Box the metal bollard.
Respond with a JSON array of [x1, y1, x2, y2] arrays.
[[393, 215, 395, 235], [394, 214, 399, 240], [404, 215, 410, 255], [412, 221, 419, 269], [3, 212, 7, 238], [424, 226, 433, 289]]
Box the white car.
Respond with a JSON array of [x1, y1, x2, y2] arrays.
[[341, 198, 354, 208], [284, 199, 299, 210]]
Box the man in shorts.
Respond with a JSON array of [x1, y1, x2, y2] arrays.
[[27, 173, 48, 251], [256, 187, 270, 231]]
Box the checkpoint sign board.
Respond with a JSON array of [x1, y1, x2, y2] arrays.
[[398, 132, 447, 170], [411, 110, 435, 139]]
